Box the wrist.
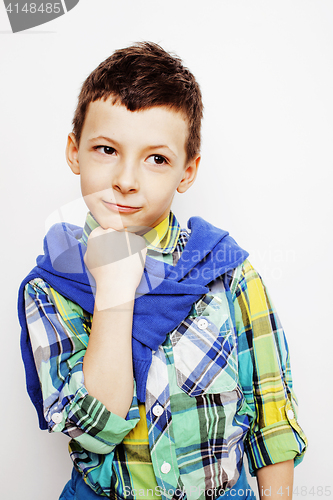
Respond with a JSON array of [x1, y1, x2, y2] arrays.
[[95, 282, 136, 311]]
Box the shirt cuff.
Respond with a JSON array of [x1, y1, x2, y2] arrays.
[[49, 373, 141, 454], [245, 399, 308, 476]]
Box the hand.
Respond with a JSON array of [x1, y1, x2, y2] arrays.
[[84, 227, 147, 309]]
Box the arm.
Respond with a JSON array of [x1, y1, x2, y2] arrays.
[[83, 226, 147, 418], [257, 460, 294, 500], [24, 278, 141, 453], [82, 297, 135, 418], [233, 260, 307, 475]]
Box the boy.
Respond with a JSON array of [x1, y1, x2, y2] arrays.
[[18, 42, 307, 500]]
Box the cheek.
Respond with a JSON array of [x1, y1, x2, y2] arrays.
[[149, 187, 175, 210], [80, 171, 107, 197], [80, 178, 96, 199]]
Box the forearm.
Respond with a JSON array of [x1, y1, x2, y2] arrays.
[[256, 460, 294, 500], [82, 226, 147, 419], [83, 287, 135, 418]]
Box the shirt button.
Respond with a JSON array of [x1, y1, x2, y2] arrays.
[[197, 318, 208, 330], [287, 409, 295, 420], [51, 412, 62, 424], [161, 462, 171, 474], [153, 404, 164, 417]]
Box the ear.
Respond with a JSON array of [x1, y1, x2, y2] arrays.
[[177, 155, 201, 193], [66, 133, 80, 175]]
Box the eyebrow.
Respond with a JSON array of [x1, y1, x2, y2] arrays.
[[145, 145, 177, 160], [88, 136, 120, 146], [88, 136, 178, 159]]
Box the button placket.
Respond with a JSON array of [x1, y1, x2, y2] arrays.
[[147, 347, 178, 494]]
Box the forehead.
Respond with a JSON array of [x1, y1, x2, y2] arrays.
[[81, 99, 189, 154]]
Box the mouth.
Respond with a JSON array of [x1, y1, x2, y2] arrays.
[[103, 200, 142, 213]]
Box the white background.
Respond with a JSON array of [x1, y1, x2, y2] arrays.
[[1, 1, 332, 499]]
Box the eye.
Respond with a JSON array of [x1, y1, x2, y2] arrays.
[[146, 154, 168, 166], [94, 146, 116, 155]]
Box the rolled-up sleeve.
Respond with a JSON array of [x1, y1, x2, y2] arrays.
[[233, 260, 307, 475], [24, 278, 140, 454]]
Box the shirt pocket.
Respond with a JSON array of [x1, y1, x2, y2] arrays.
[[170, 310, 238, 397]]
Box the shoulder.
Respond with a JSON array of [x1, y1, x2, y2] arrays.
[[24, 277, 86, 319], [24, 277, 51, 297], [227, 258, 254, 287], [227, 259, 263, 297]]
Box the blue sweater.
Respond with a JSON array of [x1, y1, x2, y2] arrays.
[[18, 216, 248, 430]]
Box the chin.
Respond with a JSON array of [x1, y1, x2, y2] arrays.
[[95, 213, 127, 231]]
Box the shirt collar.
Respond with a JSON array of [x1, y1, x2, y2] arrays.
[[80, 211, 180, 255]]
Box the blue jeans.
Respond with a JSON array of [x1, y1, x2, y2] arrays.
[[59, 467, 102, 499], [59, 464, 256, 499], [217, 465, 256, 499]]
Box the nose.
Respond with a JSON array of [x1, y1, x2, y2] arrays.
[[112, 160, 139, 194]]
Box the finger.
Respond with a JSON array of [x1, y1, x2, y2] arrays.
[[89, 226, 115, 239]]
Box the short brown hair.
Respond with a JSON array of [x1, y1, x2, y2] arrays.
[[72, 42, 203, 162]]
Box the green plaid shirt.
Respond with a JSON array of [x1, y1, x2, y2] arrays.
[[24, 212, 307, 499]]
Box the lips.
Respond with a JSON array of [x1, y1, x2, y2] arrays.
[[103, 200, 142, 213]]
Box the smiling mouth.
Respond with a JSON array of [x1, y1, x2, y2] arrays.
[[103, 201, 142, 213]]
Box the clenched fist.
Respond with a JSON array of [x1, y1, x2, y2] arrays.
[[84, 227, 147, 309]]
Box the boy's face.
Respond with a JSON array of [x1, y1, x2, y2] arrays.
[[66, 99, 200, 232]]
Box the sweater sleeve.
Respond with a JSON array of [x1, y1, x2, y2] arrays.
[[232, 260, 307, 475], [24, 278, 140, 454]]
